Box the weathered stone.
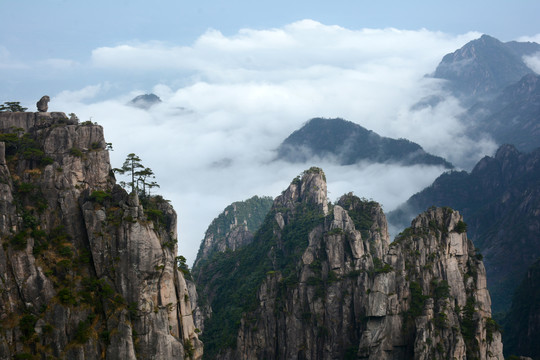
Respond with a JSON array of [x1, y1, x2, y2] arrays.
[[0, 112, 202, 359], [198, 173, 503, 359], [36, 95, 50, 112]]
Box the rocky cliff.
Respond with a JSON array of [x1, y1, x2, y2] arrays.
[[193, 195, 273, 270], [0, 111, 202, 359], [196, 168, 503, 359], [389, 144, 540, 314]]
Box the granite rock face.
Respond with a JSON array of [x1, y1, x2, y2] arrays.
[[197, 169, 503, 359], [193, 195, 273, 270], [0, 112, 201, 359], [36, 95, 50, 112]]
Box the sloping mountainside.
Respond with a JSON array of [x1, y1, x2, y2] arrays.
[[433, 34, 539, 101], [275, 118, 453, 168], [195, 168, 503, 359], [388, 144, 540, 315], [468, 73, 540, 152], [189, 196, 274, 334], [193, 195, 273, 270], [502, 258, 540, 359], [0, 112, 202, 359]]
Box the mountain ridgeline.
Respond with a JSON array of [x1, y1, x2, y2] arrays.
[[432, 34, 540, 153], [194, 168, 503, 359], [0, 111, 202, 359], [276, 118, 453, 168], [433, 34, 540, 102], [193, 195, 273, 270]]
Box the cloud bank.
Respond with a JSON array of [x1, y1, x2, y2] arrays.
[[50, 21, 497, 264]]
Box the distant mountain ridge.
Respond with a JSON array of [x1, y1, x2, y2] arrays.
[[468, 73, 540, 152], [128, 93, 162, 109], [433, 34, 540, 102], [432, 34, 540, 153], [276, 117, 453, 168]]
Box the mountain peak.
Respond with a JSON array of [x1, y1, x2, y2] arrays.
[[128, 93, 162, 109], [494, 143, 519, 161], [433, 34, 535, 100], [274, 167, 328, 215], [277, 117, 453, 168]]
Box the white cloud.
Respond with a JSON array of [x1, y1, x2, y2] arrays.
[[55, 84, 110, 104], [55, 22, 492, 265], [517, 34, 540, 44], [523, 53, 540, 74]]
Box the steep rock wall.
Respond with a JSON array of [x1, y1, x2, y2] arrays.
[[0, 112, 201, 359], [197, 168, 503, 359]]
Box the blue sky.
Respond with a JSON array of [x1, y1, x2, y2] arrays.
[[2, 0, 540, 102], [2, 0, 539, 263]]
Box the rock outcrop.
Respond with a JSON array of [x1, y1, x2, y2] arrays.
[[196, 168, 503, 359], [193, 195, 273, 270], [36, 95, 50, 112], [0, 111, 202, 359], [389, 144, 540, 314]]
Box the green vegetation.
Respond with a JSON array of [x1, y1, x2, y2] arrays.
[[140, 194, 169, 228], [69, 147, 83, 158], [89, 190, 111, 204], [199, 199, 324, 358], [455, 220, 467, 233], [19, 314, 37, 341], [432, 279, 450, 300], [176, 255, 192, 279], [184, 339, 195, 359], [0, 101, 27, 112], [337, 193, 379, 238], [113, 153, 159, 196], [461, 296, 479, 358], [0, 129, 54, 166], [193, 195, 273, 267], [371, 257, 393, 275], [408, 281, 428, 318], [303, 166, 326, 181], [485, 317, 500, 343]]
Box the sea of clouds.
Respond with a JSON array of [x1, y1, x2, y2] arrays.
[[32, 21, 508, 264]]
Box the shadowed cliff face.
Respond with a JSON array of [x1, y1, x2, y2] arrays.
[[0, 112, 202, 359], [195, 168, 503, 360]]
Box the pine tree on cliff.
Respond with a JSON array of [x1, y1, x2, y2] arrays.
[[113, 153, 159, 196]]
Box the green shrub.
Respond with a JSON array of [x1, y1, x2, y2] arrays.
[[69, 147, 83, 157], [19, 314, 37, 340], [57, 288, 76, 305], [75, 320, 91, 343], [455, 220, 467, 234], [89, 190, 111, 204], [10, 231, 28, 250], [13, 354, 33, 360], [485, 317, 500, 343], [58, 245, 73, 258]]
